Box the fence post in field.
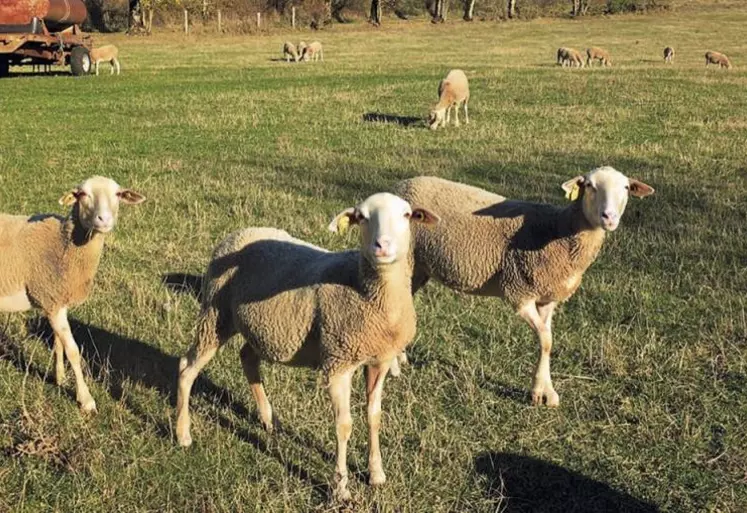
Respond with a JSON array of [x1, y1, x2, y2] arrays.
[[292, 7, 296, 28], [218, 9, 222, 32], [257, 12, 261, 29], [184, 9, 188, 34], [147, 8, 153, 33]]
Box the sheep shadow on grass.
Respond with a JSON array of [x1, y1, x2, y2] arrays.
[[3, 315, 342, 501], [474, 452, 659, 512], [362, 112, 423, 127]]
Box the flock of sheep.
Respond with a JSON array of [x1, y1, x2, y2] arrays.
[[557, 45, 733, 68], [283, 40, 324, 62], [0, 163, 654, 500]]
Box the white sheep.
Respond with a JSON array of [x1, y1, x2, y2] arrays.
[[283, 41, 300, 63], [0, 176, 145, 412], [302, 41, 323, 62], [175, 193, 439, 501], [705, 50, 732, 69], [586, 47, 612, 67], [428, 69, 470, 130], [298, 41, 308, 58], [664, 46, 675, 64], [391, 167, 654, 406], [90, 44, 121, 76]]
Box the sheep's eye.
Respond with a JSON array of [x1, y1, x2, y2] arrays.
[[624, 185, 630, 190]]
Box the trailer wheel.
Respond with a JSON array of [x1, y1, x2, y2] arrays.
[[70, 46, 91, 76], [0, 59, 9, 78]]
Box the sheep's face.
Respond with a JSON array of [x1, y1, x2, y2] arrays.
[[428, 109, 445, 130], [328, 193, 440, 266], [59, 176, 146, 233], [562, 167, 654, 232]]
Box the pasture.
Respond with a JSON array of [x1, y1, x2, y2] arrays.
[[0, 5, 746, 512]]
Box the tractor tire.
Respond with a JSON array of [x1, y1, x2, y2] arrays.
[[0, 59, 9, 78], [70, 46, 91, 76]]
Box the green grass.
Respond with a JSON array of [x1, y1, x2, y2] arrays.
[[1, 6, 746, 512]]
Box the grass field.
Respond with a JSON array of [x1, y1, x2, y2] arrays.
[[1, 5, 746, 512]]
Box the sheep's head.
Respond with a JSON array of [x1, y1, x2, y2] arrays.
[[428, 109, 445, 130], [562, 166, 654, 232], [328, 193, 440, 266], [59, 176, 146, 234]]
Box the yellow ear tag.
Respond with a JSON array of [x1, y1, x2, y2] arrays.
[[336, 215, 350, 233], [565, 184, 580, 201]]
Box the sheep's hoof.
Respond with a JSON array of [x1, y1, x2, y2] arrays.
[[333, 486, 352, 502], [261, 416, 281, 434], [369, 470, 386, 486], [532, 388, 560, 407], [177, 432, 193, 447], [55, 373, 66, 387], [79, 398, 97, 414]]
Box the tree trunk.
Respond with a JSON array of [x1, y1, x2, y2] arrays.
[[370, 0, 381, 25], [127, 0, 146, 34], [463, 0, 475, 21], [507, 0, 516, 18], [571, 0, 580, 16]]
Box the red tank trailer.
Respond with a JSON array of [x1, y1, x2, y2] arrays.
[[0, 0, 93, 76]]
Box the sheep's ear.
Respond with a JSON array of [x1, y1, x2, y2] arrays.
[[561, 176, 585, 201], [628, 179, 655, 198], [59, 188, 81, 207], [410, 208, 440, 225], [117, 189, 146, 205], [328, 207, 359, 234]]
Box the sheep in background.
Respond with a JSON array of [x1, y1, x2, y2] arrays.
[[428, 69, 470, 130], [705, 51, 732, 69], [557, 47, 568, 65], [664, 46, 675, 63], [564, 48, 585, 67], [298, 41, 308, 58], [283, 41, 300, 62], [175, 193, 439, 501], [587, 47, 612, 67], [391, 167, 654, 407], [0, 176, 145, 412], [302, 41, 324, 62], [90, 44, 120, 76]]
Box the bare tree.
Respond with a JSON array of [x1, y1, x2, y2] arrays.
[[463, 0, 475, 21], [507, 0, 516, 18], [370, 0, 381, 25]]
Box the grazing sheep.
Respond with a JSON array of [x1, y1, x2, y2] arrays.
[[391, 167, 654, 406], [564, 47, 585, 68], [556, 47, 568, 65], [705, 51, 732, 69], [298, 41, 308, 58], [175, 193, 439, 501], [302, 41, 324, 62], [0, 176, 145, 412], [586, 47, 612, 67], [90, 44, 120, 76], [664, 46, 675, 64], [428, 69, 470, 130], [283, 41, 300, 62]]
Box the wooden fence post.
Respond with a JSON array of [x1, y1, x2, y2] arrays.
[[217, 9, 222, 32], [183, 9, 188, 34], [257, 12, 261, 29], [291, 7, 295, 28]]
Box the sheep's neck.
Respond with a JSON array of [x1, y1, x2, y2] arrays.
[[562, 202, 606, 271], [358, 256, 413, 309], [59, 216, 106, 295]]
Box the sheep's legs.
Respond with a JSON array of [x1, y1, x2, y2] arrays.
[[95, 61, 99, 76], [366, 361, 390, 486], [518, 301, 559, 407], [240, 342, 274, 432], [453, 103, 460, 127], [464, 100, 469, 125], [48, 309, 96, 413], [53, 335, 66, 386], [176, 331, 220, 447], [388, 352, 408, 377], [328, 369, 354, 501]]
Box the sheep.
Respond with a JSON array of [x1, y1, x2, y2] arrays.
[[90, 44, 120, 76], [283, 41, 300, 63], [705, 51, 732, 69], [428, 69, 470, 130], [302, 41, 324, 62], [586, 46, 612, 67], [664, 46, 675, 64], [563, 47, 585, 68], [0, 176, 145, 412], [556, 47, 568, 65], [298, 41, 308, 58], [175, 193, 439, 501], [391, 167, 654, 407]]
